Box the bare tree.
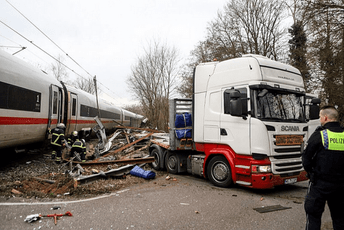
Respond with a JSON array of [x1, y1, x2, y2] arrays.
[[51, 54, 69, 82], [124, 104, 143, 115], [205, 0, 287, 61], [127, 40, 179, 131], [178, 0, 288, 97], [178, 64, 194, 98], [74, 76, 99, 95]]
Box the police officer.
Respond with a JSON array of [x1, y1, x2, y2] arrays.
[[302, 105, 344, 230], [48, 123, 66, 163], [71, 138, 87, 162]]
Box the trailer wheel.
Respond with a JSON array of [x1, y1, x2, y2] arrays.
[[207, 156, 233, 187], [166, 151, 178, 174], [161, 149, 168, 170], [150, 144, 162, 170]]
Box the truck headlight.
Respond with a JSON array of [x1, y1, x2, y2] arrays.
[[252, 165, 271, 173]]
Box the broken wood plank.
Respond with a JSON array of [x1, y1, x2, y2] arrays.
[[124, 132, 131, 145], [92, 132, 154, 162], [126, 145, 149, 158], [33, 177, 56, 184], [79, 156, 155, 166]]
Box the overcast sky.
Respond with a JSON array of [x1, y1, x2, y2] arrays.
[[0, 0, 227, 106]]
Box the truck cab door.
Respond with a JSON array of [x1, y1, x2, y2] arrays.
[[305, 94, 321, 140], [48, 85, 63, 128], [220, 87, 250, 155]]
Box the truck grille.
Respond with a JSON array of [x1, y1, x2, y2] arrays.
[[270, 135, 306, 175]]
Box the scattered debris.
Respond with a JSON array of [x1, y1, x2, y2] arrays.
[[76, 164, 134, 185], [40, 211, 73, 225], [293, 200, 303, 204], [91, 169, 99, 174], [33, 177, 56, 184], [11, 189, 22, 195], [0, 124, 166, 200], [129, 166, 156, 179], [253, 205, 292, 213], [24, 214, 40, 223], [165, 175, 177, 181]]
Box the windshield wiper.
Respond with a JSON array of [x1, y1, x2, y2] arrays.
[[260, 117, 284, 122], [283, 118, 304, 123]]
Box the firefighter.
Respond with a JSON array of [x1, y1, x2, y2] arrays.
[[71, 138, 87, 162], [48, 123, 66, 163], [67, 130, 79, 147], [302, 105, 344, 230]]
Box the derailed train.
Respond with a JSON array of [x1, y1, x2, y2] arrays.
[[0, 49, 144, 149]]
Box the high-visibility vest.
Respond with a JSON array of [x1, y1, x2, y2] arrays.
[[72, 139, 86, 152], [320, 129, 344, 151]]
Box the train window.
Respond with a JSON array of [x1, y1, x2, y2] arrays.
[[0, 81, 41, 112], [125, 116, 130, 120], [72, 98, 76, 116], [80, 104, 120, 119], [53, 91, 58, 114]]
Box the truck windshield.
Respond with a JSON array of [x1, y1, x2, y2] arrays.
[[256, 89, 305, 122]]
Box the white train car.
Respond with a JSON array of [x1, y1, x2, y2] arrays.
[[0, 49, 144, 149], [64, 85, 144, 136], [122, 109, 143, 127], [0, 49, 64, 149]]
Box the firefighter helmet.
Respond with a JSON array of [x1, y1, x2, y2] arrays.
[[57, 123, 65, 129], [72, 131, 78, 137]]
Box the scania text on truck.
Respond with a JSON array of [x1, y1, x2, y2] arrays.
[[148, 54, 320, 189]]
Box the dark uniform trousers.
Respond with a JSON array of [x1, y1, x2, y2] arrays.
[[71, 140, 86, 161], [305, 179, 344, 230], [51, 145, 62, 159]]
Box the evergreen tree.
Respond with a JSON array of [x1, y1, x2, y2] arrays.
[[288, 21, 311, 92]]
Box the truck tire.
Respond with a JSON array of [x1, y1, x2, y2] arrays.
[[207, 156, 233, 188], [166, 151, 178, 174], [150, 144, 163, 170]]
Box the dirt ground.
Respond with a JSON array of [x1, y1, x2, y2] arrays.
[[0, 137, 166, 203]]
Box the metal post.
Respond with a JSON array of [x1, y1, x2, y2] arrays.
[[93, 75, 101, 118]]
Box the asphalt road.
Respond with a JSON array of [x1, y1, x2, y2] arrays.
[[0, 174, 333, 230]]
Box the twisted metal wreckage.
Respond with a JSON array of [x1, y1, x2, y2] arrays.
[[62, 116, 159, 186]]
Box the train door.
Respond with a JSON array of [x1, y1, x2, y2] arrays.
[[67, 93, 78, 133], [48, 85, 63, 128]]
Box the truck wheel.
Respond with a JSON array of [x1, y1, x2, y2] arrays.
[[166, 151, 178, 174], [150, 144, 162, 170], [207, 156, 233, 188], [161, 149, 167, 170]]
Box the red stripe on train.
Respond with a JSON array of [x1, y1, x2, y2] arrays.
[[0, 117, 116, 125], [0, 117, 50, 125]]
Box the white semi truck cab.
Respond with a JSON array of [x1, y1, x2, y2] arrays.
[[149, 54, 320, 189]]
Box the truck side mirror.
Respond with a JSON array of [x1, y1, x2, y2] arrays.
[[309, 98, 321, 120], [224, 89, 242, 116]]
